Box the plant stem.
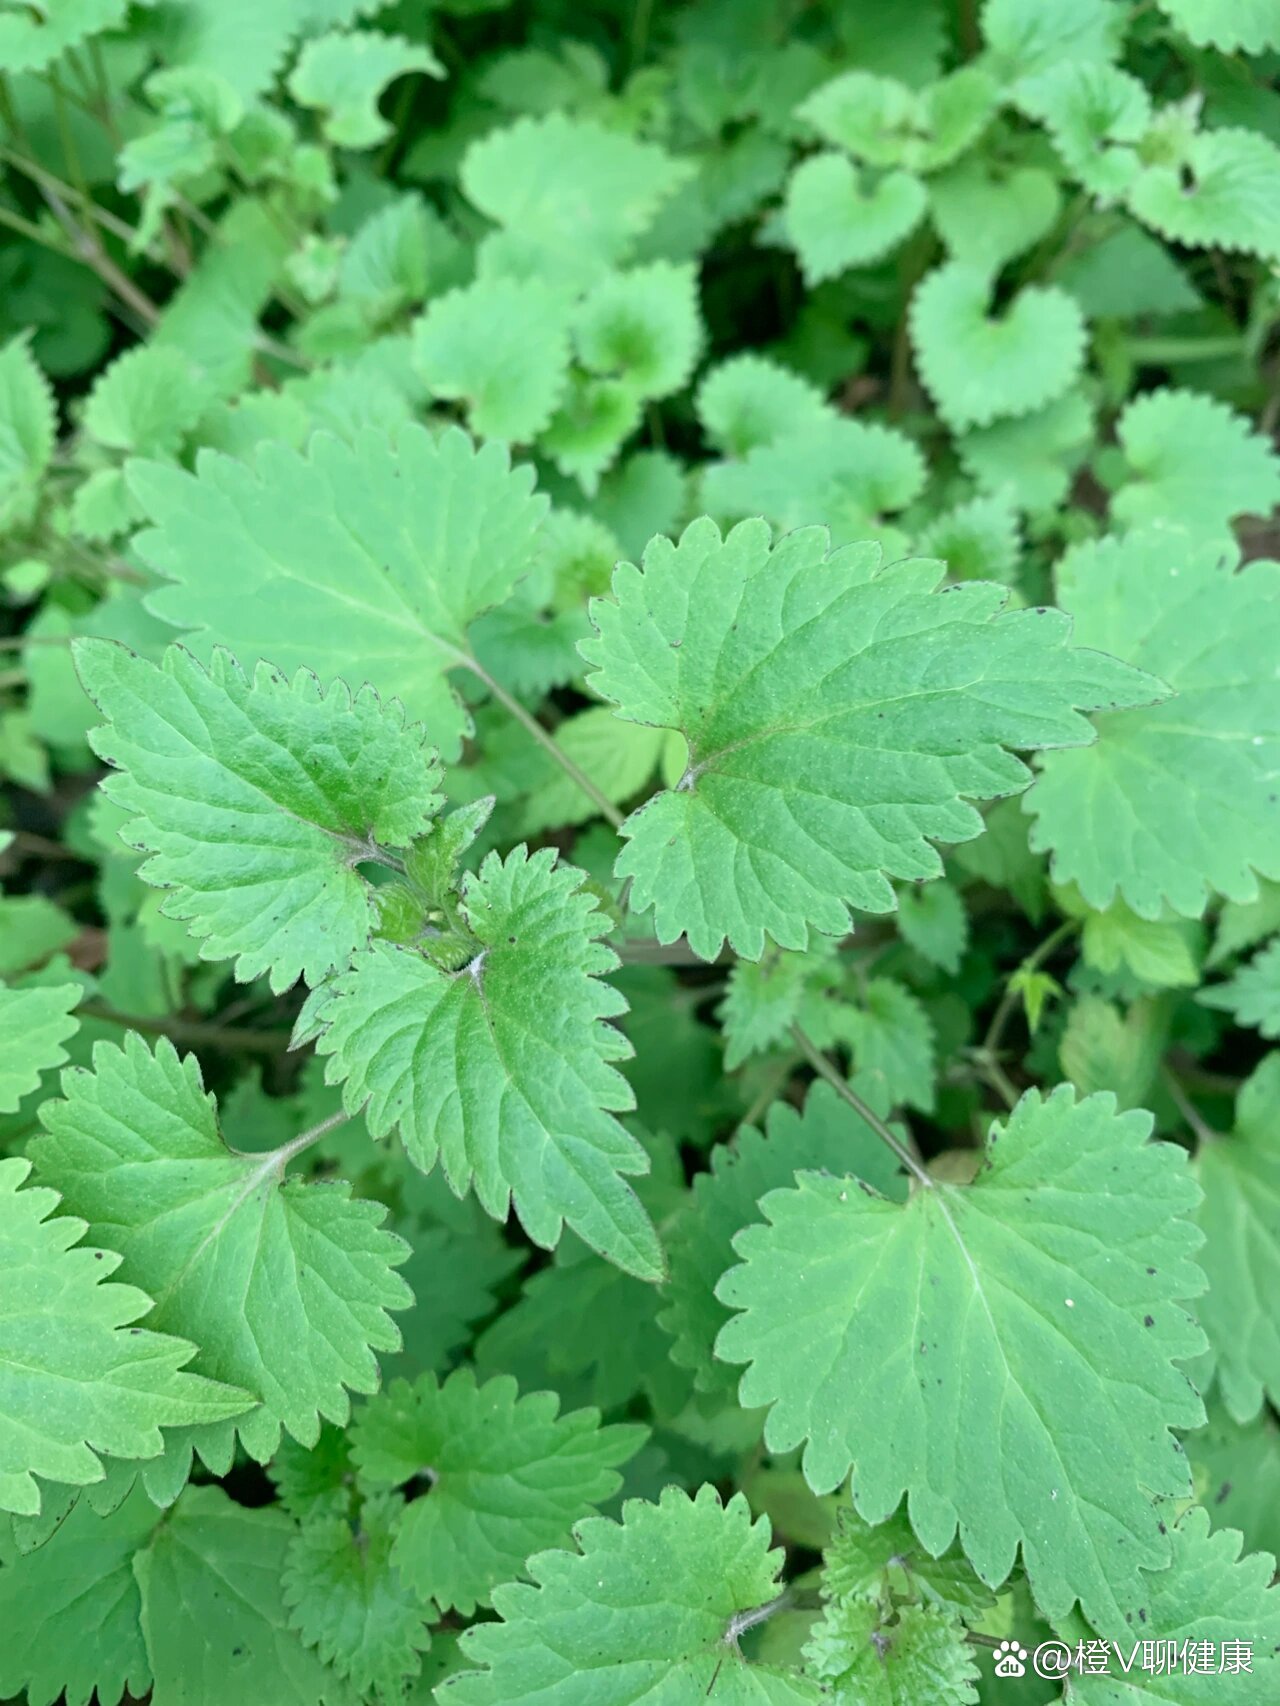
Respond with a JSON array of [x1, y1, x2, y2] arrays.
[[80, 1003, 296, 1057], [462, 655, 626, 830], [1162, 1067, 1220, 1147], [264, 1109, 351, 1170], [791, 1024, 933, 1189], [981, 919, 1078, 1057]]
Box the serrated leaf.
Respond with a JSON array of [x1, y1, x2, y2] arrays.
[[911, 262, 1087, 432], [1201, 937, 1280, 1037], [660, 1080, 907, 1397], [718, 943, 839, 1071], [1082, 900, 1201, 989], [582, 516, 1162, 961], [818, 1504, 994, 1618], [130, 423, 547, 761], [1111, 390, 1280, 534], [846, 977, 937, 1111], [0, 332, 55, 529], [413, 279, 571, 443], [1017, 63, 1151, 199], [444, 1485, 821, 1705], [1187, 1395, 1280, 1559], [980, 0, 1123, 81], [574, 261, 702, 400], [1195, 1055, 1280, 1422], [77, 640, 442, 993], [352, 1368, 644, 1614], [1158, 0, 1280, 53], [31, 1034, 412, 1462], [283, 1490, 432, 1699], [917, 491, 1021, 584], [782, 152, 927, 283], [695, 354, 832, 458], [801, 66, 996, 173], [1129, 127, 1280, 261], [896, 880, 969, 974], [929, 157, 1062, 270], [460, 113, 691, 268], [287, 31, 442, 150], [298, 846, 662, 1279], [0, 0, 125, 73], [0, 1482, 156, 1706], [135, 1484, 360, 1706], [1070, 1507, 1280, 1703], [957, 389, 1094, 513], [703, 419, 925, 547], [0, 978, 79, 1112], [82, 345, 208, 457], [1059, 993, 1163, 1110], [1026, 528, 1280, 919], [804, 1601, 980, 1706], [0, 1155, 251, 1517], [716, 1086, 1207, 1632]]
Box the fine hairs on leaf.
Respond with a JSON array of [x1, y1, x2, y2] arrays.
[[4, 4, 1280, 1703]]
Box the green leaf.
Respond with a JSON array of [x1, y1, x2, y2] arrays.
[[1129, 127, 1280, 261], [31, 1034, 412, 1461], [916, 491, 1021, 584], [460, 113, 691, 269], [412, 279, 571, 443], [1026, 528, 1280, 919], [0, 978, 79, 1113], [660, 1079, 907, 1397], [1058, 221, 1202, 319], [846, 976, 937, 1111], [1158, 0, 1280, 53], [957, 389, 1094, 512], [910, 262, 1087, 431], [816, 1504, 994, 1618], [297, 846, 663, 1279], [896, 880, 969, 973], [0, 1482, 156, 1706], [718, 943, 840, 1070], [1059, 993, 1163, 1110], [0, 332, 55, 530], [800, 66, 997, 172], [135, 1484, 360, 1706], [130, 423, 547, 761], [716, 1086, 1207, 1632], [782, 152, 927, 282], [352, 1368, 645, 1613], [695, 354, 832, 458], [929, 158, 1062, 270], [1082, 899, 1201, 989], [1201, 937, 1280, 1037], [518, 706, 665, 836], [81, 344, 208, 457], [804, 1601, 980, 1706], [1070, 1506, 1280, 1704], [287, 31, 442, 150], [76, 640, 442, 993], [980, 0, 1124, 81], [1017, 63, 1151, 199], [445, 1485, 821, 1705], [703, 418, 925, 547], [1187, 1395, 1280, 1559], [0, 1155, 251, 1517], [582, 516, 1162, 961], [0, 0, 125, 74], [1111, 390, 1280, 533], [283, 1490, 432, 1699], [1195, 1056, 1280, 1421], [574, 261, 702, 400]]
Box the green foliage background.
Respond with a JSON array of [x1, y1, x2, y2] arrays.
[[2, 0, 1280, 1701]]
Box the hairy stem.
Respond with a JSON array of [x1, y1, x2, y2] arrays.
[[463, 655, 626, 830], [791, 1024, 933, 1189], [80, 1003, 296, 1057]]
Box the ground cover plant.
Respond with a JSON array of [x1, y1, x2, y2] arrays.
[[2, 0, 1280, 1701]]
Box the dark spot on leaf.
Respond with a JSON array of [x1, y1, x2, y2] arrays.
[[1215, 1480, 1232, 1504], [1143, 1315, 1154, 1327]]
